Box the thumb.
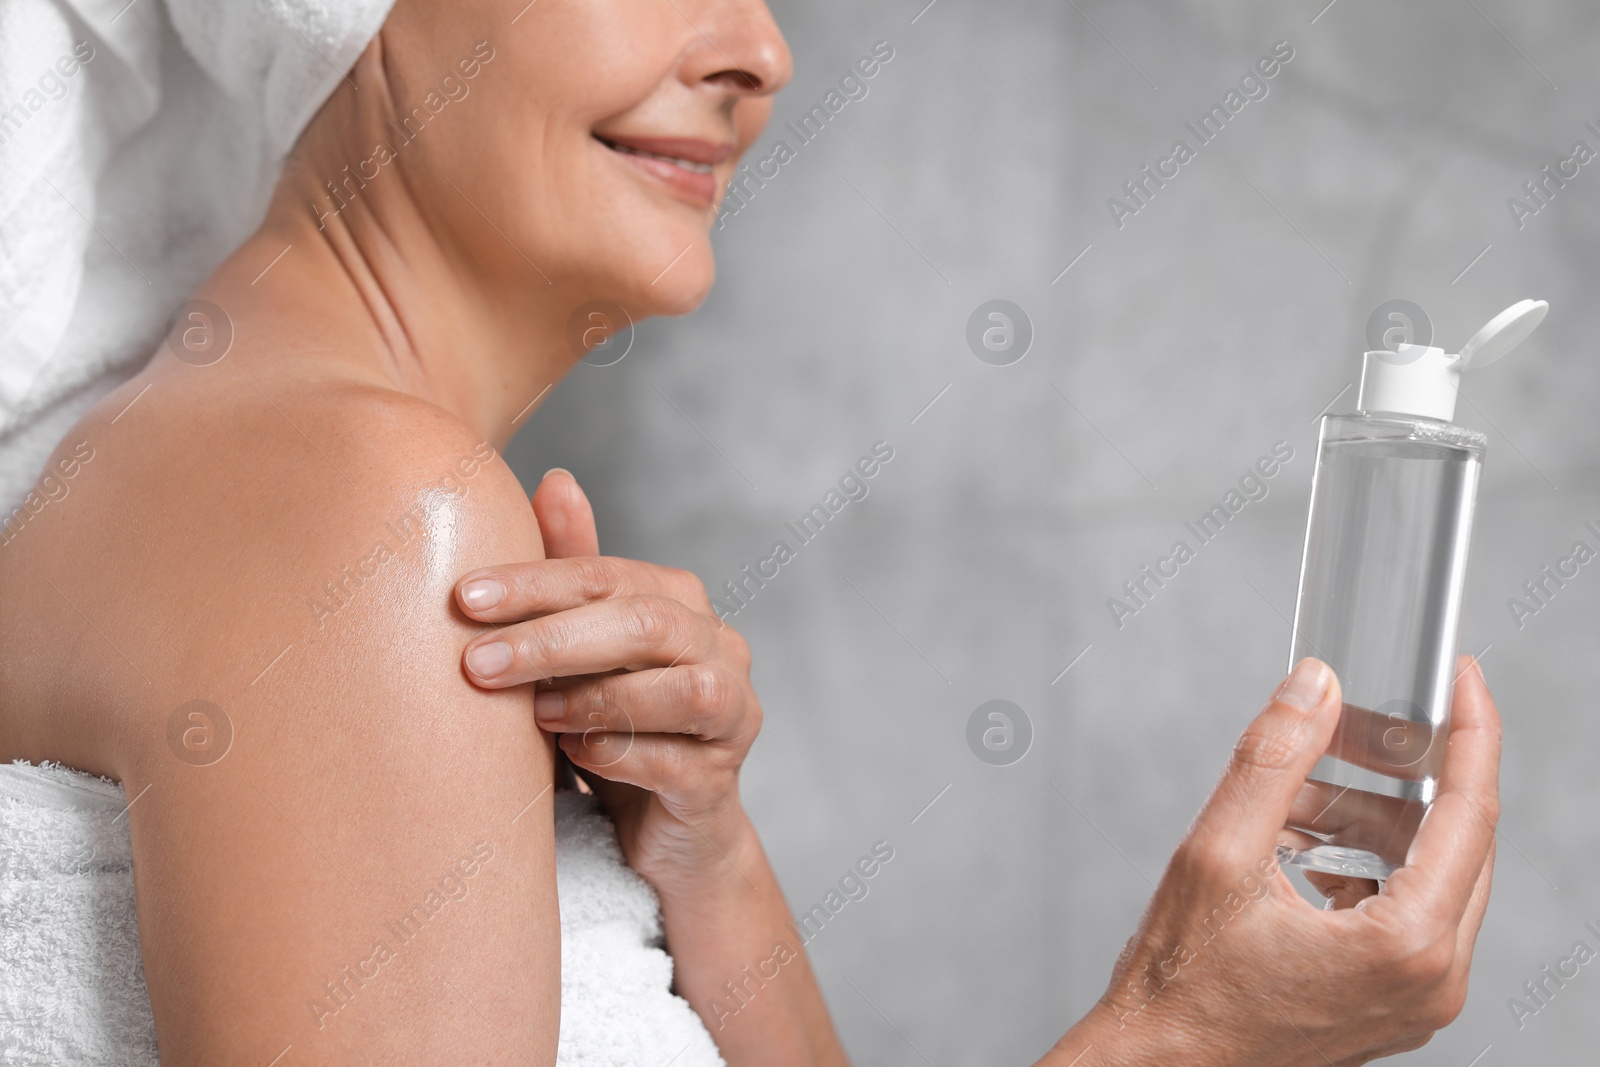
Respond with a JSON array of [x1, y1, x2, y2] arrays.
[[1192, 658, 1341, 859], [531, 468, 600, 559]]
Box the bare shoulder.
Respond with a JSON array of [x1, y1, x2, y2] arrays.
[[2, 369, 545, 741], [0, 369, 561, 1063]]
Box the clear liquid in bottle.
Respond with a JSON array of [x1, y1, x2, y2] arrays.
[[1283, 412, 1484, 880]]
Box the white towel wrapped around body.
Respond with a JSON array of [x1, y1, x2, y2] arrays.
[[0, 760, 724, 1066]]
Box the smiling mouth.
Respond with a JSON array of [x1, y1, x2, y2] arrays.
[[595, 136, 715, 174], [593, 133, 734, 210]]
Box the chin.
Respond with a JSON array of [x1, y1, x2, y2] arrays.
[[645, 243, 716, 317], [577, 140, 728, 318], [611, 231, 717, 319]]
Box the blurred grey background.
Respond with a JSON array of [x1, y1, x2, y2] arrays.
[[507, 1, 1600, 1062]]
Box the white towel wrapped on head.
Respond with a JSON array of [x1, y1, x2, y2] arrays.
[[0, 760, 725, 1065], [0, 0, 397, 511]]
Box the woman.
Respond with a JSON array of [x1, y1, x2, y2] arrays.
[[0, 0, 1500, 1062]]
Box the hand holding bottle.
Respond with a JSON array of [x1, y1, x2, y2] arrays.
[[1042, 656, 1499, 1067]]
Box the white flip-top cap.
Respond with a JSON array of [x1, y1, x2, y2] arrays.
[[1357, 299, 1548, 422]]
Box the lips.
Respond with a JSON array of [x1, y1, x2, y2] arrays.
[[595, 133, 734, 209]]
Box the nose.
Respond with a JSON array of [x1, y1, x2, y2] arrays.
[[677, 0, 793, 98]]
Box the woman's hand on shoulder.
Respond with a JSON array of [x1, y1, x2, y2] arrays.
[[455, 469, 761, 897]]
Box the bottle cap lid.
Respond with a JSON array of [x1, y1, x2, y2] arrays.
[[1357, 299, 1548, 423], [1458, 298, 1548, 369]]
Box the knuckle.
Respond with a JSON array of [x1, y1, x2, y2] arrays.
[[721, 626, 752, 669], [1389, 929, 1455, 988], [682, 667, 760, 743], [572, 556, 625, 601], [671, 567, 710, 607], [625, 595, 678, 648], [588, 680, 625, 729], [683, 735, 737, 784], [681, 664, 729, 718], [656, 744, 696, 796], [516, 621, 564, 672], [1173, 832, 1244, 887], [708, 745, 744, 779]]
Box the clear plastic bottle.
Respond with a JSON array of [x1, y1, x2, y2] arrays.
[[1282, 299, 1547, 880], [1285, 414, 1483, 878]]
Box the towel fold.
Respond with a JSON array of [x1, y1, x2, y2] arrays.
[[0, 760, 724, 1065], [0, 0, 397, 512]]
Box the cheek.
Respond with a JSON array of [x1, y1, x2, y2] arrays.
[[453, 7, 722, 307], [526, 3, 682, 123]]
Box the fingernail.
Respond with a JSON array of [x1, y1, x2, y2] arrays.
[[462, 578, 505, 611], [466, 641, 514, 679], [534, 691, 565, 721], [1279, 658, 1330, 710], [542, 467, 572, 482]]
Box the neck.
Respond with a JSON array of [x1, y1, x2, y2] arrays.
[[199, 87, 580, 450]]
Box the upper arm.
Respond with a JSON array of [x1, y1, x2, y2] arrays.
[[109, 393, 558, 1064]]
